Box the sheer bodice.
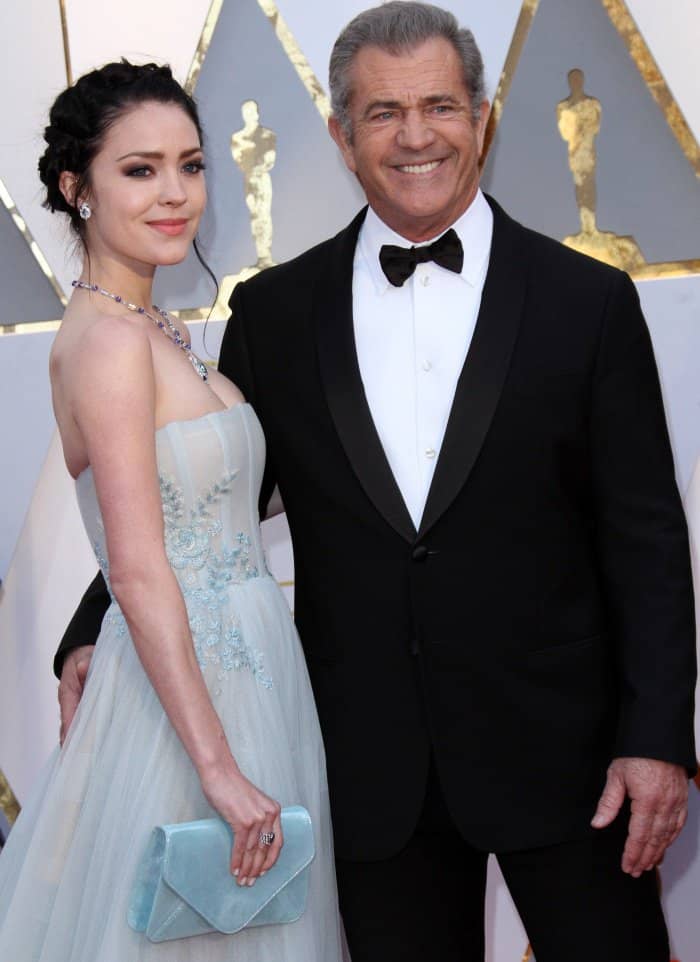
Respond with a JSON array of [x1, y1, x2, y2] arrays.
[[77, 403, 267, 596]]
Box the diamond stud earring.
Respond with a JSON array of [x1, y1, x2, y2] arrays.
[[79, 203, 92, 220]]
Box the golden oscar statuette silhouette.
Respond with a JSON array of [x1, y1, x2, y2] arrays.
[[214, 100, 278, 315], [557, 68, 645, 271]]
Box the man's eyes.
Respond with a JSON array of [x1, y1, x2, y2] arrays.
[[368, 104, 456, 123]]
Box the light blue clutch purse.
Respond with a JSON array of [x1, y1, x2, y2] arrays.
[[128, 805, 314, 942]]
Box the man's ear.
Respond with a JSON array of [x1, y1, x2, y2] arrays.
[[328, 116, 357, 175], [58, 171, 80, 210]]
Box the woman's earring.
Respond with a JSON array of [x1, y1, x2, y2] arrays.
[[79, 203, 92, 220]]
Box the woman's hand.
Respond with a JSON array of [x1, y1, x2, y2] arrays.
[[200, 763, 283, 885]]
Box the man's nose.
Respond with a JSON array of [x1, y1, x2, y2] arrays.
[[396, 110, 437, 151]]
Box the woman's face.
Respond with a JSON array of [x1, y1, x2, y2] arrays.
[[79, 100, 207, 273]]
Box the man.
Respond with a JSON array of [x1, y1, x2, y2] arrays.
[[56, 4, 696, 960]]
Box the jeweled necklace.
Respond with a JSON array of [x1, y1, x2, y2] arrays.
[[71, 280, 208, 381]]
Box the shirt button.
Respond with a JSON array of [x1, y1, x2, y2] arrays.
[[422, 360, 432, 372], [421, 275, 430, 287], [425, 448, 436, 459]]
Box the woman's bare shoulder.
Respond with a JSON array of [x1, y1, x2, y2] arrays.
[[54, 312, 154, 412]]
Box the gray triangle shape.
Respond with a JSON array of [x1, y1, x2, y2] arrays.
[[481, 0, 700, 263], [156, 0, 364, 310], [0, 201, 64, 324]]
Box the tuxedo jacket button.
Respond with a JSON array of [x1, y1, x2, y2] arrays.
[[412, 545, 429, 562]]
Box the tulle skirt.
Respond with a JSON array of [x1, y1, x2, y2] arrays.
[[0, 575, 344, 961]]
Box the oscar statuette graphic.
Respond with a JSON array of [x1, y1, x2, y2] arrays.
[[231, 99, 277, 270], [557, 68, 645, 271], [214, 99, 278, 314]]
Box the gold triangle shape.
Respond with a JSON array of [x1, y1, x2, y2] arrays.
[[186, 0, 330, 121], [0, 767, 20, 827]]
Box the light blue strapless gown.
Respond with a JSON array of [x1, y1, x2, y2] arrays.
[[0, 403, 344, 961]]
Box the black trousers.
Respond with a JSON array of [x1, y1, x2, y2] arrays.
[[336, 760, 669, 962]]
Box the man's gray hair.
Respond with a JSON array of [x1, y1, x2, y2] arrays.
[[329, 2, 486, 138]]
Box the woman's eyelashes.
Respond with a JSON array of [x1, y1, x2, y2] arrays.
[[122, 160, 206, 178]]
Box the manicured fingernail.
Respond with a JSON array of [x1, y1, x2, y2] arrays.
[[239, 877, 248, 885], [260, 870, 267, 876], [247, 878, 255, 887], [233, 868, 239, 877]]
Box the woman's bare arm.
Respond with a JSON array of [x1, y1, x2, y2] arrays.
[[65, 317, 282, 883]]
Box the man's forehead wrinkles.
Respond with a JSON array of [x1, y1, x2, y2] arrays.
[[359, 75, 462, 103], [362, 65, 455, 87]]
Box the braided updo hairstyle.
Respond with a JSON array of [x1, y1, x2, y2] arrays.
[[38, 60, 203, 240]]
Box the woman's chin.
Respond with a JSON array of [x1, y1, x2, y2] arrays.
[[154, 248, 191, 267]]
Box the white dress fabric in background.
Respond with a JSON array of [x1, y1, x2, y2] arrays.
[[0, 402, 344, 961]]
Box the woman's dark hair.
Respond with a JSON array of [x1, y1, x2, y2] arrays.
[[38, 60, 203, 240]]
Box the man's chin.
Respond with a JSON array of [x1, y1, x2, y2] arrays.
[[392, 201, 453, 231]]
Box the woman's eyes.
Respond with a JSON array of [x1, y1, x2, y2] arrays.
[[123, 161, 206, 177]]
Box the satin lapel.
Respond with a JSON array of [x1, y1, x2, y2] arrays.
[[418, 199, 528, 539], [315, 209, 416, 543]]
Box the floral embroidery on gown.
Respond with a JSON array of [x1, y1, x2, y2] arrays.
[[0, 403, 344, 961]]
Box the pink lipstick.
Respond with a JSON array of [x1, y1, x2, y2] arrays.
[[147, 219, 188, 236]]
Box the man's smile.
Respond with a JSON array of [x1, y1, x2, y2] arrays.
[[394, 159, 444, 174]]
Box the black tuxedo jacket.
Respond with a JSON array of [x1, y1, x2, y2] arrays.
[[58, 197, 696, 859]]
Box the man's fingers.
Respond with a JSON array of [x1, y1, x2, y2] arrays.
[[621, 835, 646, 875], [591, 770, 626, 828], [669, 805, 687, 846], [57, 646, 94, 744], [626, 834, 666, 876], [57, 685, 80, 746], [619, 804, 653, 874], [624, 805, 686, 875], [622, 806, 668, 875], [596, 758, 689, 875]]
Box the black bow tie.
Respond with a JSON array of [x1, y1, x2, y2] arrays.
[[379, 228, 464, 287]]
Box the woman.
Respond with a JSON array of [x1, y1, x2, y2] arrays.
[[0, 61, 344, 960]]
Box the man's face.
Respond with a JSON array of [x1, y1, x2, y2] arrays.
[[329, 37, 489, 242]]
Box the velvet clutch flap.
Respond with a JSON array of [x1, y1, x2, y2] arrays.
[[127, 805, 314, 942]]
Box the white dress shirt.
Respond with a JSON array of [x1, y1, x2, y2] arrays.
[[352, 189, 493, 529]]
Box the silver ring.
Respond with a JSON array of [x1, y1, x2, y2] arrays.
[[259, 830, 275, 846]]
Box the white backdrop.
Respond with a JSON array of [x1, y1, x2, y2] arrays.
[[1, 2, 699, 959]]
